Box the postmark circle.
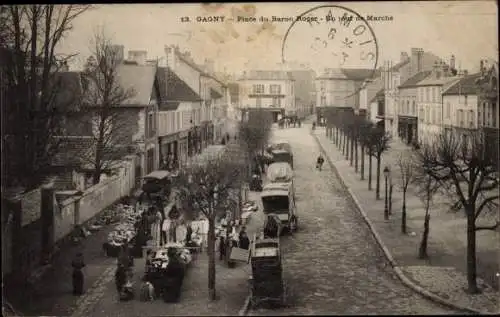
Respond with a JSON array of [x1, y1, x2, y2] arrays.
[[281, 5, 379, 100]]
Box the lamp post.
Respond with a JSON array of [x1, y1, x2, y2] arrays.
[[383, 166, 390, 220]]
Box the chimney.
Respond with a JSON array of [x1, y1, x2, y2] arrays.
[[400, 52, 409, 63], [127, 50, 148, 65], [164, 45, 177, 70], [410, 48, 424, 76], [433, 60, 441, 79]]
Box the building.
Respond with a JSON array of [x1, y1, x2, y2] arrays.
[[415, 62, 461, 144], [379, 49, 443, 139], [289, 69, 316, 118], [238, 70, 295, 122], [55, 61, 162, 186], [397, 70, 433, 145], [315, 67, 380, 124]]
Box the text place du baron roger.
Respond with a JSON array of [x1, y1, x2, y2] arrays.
[[181, 14, 394, 23]]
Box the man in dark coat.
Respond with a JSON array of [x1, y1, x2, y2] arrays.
[[71, 253, 85, 295], [239, 231, 250, 250], [219, 236, 226, 261]]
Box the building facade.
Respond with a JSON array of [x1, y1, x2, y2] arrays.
[[238, 70, 295, 122], [290, 69, 316, 118], [415, 63, 461, 144], [397, 70, 432, 145]]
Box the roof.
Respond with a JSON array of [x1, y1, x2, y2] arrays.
[[390, 59, 411, 71], [162, 67, 202, 103], [317, 68, 381, 81], [399, 70, 433, 88], [442, 73, 482, 96], [210, 88, 223, 99], [116, 64, 157, 106], [240, 70, 294, 81], [176, 53, 226, 87], [415, 75, 461, 87]]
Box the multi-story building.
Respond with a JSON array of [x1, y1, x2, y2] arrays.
[[289, 69, 316, 118], [397, 70, 432, 145], [415, 62, 461, 144], [379, 49, 443, 138], [238, 70, 295, 122]]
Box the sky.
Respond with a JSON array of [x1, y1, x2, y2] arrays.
[[58, 1, 498, 75]]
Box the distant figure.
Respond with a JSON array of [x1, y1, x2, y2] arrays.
[[115, 265, 127, 296], [71, 253, 86, 295], [239, 230, 250, 250], [139, 276, 155, 302], [316, 154, 325, 171], [219, 236, 226, 260]]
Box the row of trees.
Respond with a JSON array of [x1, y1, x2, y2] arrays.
[[173, 109, 273, 301], [324, 101, 499, 294]]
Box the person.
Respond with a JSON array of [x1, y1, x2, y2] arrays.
[[239, 230, 250, 250], [115, 265, 127, 297], [161, 216, 171, 246], [139, 276, 155, 301], [71, 253, 86, 295], [219, 236, 226, 261], [185, 223, 193, 243], [312, 121, 316, 130], [298, 119, 302, 128], [316, 154, 325, 171]]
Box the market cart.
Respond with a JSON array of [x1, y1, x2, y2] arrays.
[[249, 235, 287, 308]]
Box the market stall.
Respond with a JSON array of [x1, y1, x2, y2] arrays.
[[103, 204, 145, 257]]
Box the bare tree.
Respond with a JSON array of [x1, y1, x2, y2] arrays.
[[238, 108, 272, 177], [414, 142, 442, 259], [358, 120, 372, 181], [1, 5, 90, 189], [368, 127, 391, 199], [81, 30, 136, 184], [396, 150, 416, 234], [419, 130, 499, 293], [174, 144, 245, 300]]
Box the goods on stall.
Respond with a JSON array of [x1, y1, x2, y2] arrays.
[[103, 204, 143, 257]]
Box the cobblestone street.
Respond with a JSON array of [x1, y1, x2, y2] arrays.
[[249, 126, 459, 315]]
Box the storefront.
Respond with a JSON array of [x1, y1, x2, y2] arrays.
[[178, 130, 189, 166], [159, 133, 179, 170], [398, 116, 418, 145]]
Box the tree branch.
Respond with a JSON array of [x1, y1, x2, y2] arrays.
[[475, 221, 499, 232]]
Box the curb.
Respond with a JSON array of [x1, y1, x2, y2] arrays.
[[310, 130, 491, 316], [238, 293, 252, 316]]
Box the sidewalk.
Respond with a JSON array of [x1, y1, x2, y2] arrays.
[[312, 127, 499, 314], [9, 205, 122, 316], [84, 190, 265, 317]]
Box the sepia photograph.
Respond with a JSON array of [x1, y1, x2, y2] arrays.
[[1, 2, 498, 316]]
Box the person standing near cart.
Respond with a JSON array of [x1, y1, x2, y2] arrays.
[[71, 253, 86, 295]]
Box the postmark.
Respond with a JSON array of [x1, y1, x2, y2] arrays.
[[281, 5, 379, 99]]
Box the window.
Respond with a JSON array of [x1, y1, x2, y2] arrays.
[[425, 87, 429, 102], [320, 95, 326, 106], [253, 84, 264, 94], [412, 100, 416, 116], [270, 84, 281, 94], [147, 111, 155, 138], [469, 110, 474, 127], [272, 97, 282, 107], [256, 97, 262, 107], [431, 108, 435, 124], [445, 102, 451, 119], [464, 95, 468, 106], [458, 110, 464, 126], [406, 100, 410, 115], [419, 107, 424, 122], [425, 108, 429, 123]]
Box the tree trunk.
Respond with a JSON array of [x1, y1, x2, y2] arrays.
[[401, 191, 407, 234], [350, 132, 354, 166], [360, 145, 365, 180], [343, 132, 347, 156], [466, 207, 480, 294], [354, 139, 358, 173], [207, 218, 217, 300], [418, 211, 430, 259], [345, 131, 350, 160], [375, 156, 381, 200], [368, 154, 372, 190]]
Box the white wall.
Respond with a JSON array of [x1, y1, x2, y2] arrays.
[[443, 94, 478, 129], [315, 78, 356, 108], [238, 79, 294, 112]]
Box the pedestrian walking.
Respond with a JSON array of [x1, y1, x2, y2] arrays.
[[71, 252, 85, 295], [316, 154, 325, 171], [239, 230, 250, 250], [115, 265, 127, 296], [161, 217, 171, 245], [219, 236, 226, 261]]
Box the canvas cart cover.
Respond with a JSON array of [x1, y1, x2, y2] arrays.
[[267, 162, 293, 182]]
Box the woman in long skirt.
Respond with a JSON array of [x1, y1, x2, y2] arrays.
[[71, 253, 86, 295]]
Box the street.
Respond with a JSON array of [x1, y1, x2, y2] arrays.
[[249, 125, 459, 315]]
